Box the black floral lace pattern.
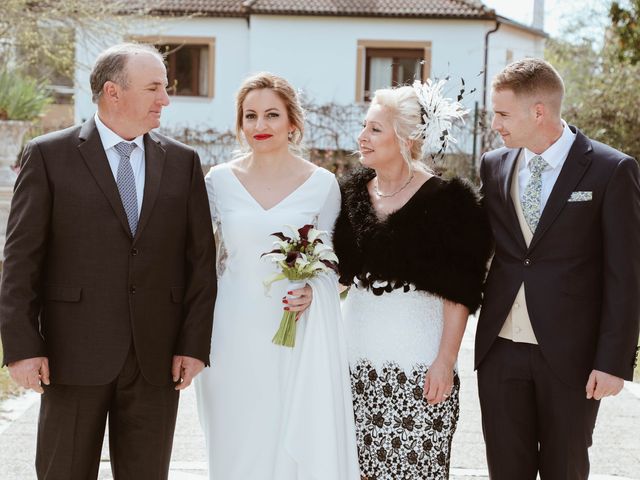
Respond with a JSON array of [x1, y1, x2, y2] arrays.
[[351, 360, 460, 479]]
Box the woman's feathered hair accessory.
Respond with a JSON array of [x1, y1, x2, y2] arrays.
[[411, 78, 469, 161]]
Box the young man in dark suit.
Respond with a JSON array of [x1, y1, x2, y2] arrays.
[[476, 58, 640, 479], [0, 43, 216, 479]]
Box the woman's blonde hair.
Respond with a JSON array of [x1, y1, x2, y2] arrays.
[[235, 72, 305, 152], [370, 86, 425, 168]]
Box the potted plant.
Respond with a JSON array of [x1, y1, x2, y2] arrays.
[[0, 68, 52, 182]]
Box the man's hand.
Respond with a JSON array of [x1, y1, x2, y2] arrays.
[[172, 355, 205, 391], [8, 357, 50, 394], [586, 369, 624, 400]]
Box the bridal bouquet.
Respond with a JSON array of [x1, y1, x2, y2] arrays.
[[261, 224, 339, 347]]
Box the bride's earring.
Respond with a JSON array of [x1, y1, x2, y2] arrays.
[[288, 131, 294, 141]]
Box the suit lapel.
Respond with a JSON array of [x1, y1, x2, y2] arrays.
[[134, 131, 166, 243], [528, 128, 593, 251], [77, 118, 132, 238], [499, 148, 527, 250]]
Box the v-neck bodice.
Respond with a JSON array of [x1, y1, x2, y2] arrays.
[[227, 166, 322, 212], [204, 162, 339, 282]]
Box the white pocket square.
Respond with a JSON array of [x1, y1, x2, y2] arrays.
[[568, 191, 592, 202]]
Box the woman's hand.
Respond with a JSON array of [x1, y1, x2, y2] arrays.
[[423, 300, 467, 405], [423, 357, 454, 405], [282, 284, 313, 321]]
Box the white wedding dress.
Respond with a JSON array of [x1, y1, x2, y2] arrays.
[[195, 163, 359, 480]]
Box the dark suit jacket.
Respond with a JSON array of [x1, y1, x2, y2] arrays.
[[476, 126, 640, 388], [0, 118, 216, 386]]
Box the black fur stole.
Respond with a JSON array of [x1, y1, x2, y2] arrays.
[[333, 167, 493, 313]]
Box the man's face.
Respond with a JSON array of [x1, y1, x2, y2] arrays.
[[491, 88, 537, 149], [117, 53, 170, 138]]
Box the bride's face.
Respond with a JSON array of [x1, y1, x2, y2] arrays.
[[241, 88, 294, 154], [357, 104, 403, 169]]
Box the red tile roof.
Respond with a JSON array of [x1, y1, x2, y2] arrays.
[[130, 0, 246, 17], [135, 0, 495, 19]]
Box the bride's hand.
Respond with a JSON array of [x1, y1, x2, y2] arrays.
[[282, 284, 313, 321], [423, 358, 454, 405]]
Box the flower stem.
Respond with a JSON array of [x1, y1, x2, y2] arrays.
[[272, 310, 298, 347]]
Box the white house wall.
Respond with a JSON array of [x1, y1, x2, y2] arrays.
[[75, 16, 249, 132], [73, 14, 544, 153], [248, 16, 490, 107], [485, 22, 546, 107]]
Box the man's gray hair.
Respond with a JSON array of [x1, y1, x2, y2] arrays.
[[90, 43, 165, 103]]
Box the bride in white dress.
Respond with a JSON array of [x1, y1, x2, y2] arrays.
[[195, 72, 359, 480]]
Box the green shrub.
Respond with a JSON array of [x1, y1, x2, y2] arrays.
[[0, 68, 52, 121]]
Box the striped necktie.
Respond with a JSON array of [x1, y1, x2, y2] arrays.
[[114, 142, 139, 236]]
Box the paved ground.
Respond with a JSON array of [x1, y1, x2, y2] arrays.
[[1, 318, 639, 479]]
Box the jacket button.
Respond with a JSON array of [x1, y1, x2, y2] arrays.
[[130, 285, 137, 294], [131, 248, 138, 256], [524, 258, 531, 266]]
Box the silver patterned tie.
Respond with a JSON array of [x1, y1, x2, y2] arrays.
[[114, 142, 139, 236], [521, 155, 549, 233]]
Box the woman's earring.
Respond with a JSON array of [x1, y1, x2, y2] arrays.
[[288, 131, 294, 141]]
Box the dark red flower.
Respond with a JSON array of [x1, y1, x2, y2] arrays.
[[298, 224, 314, 240], [270, 231, 291, 242], [260, 248, 283, 258], [320, 259, 339, 274], [285, 251, 300, 267]]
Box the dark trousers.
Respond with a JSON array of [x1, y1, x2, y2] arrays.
[[35, 346, 180, 480], [477, 338, 600, 480]]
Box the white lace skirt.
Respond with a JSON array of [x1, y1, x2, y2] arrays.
[[342, 285, 459, 479]]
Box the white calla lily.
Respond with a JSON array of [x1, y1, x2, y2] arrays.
[[309, 260, 328, 271], [307, 228, 324, 243], [284, 225, 301, 241], [262, 252, 286, 262], [317, 249, 339, 262], [313, 242, 332, 254]]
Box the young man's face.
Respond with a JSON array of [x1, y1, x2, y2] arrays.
[[491, 88, 537, 149]]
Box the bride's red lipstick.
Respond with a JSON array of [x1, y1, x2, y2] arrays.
[[253, 134, 273, 141]]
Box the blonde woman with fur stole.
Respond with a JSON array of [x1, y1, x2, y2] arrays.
[[333, 85, 492, 479]]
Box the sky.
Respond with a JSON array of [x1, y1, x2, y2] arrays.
[[481, 0, 610, 38]]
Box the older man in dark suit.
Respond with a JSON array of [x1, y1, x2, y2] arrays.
[[0, 43, 216, 479], [476, 58, 640, 479]]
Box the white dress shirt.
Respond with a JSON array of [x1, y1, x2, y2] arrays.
[[94, 113, 146, 216], [518, 120, 576, 212]]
